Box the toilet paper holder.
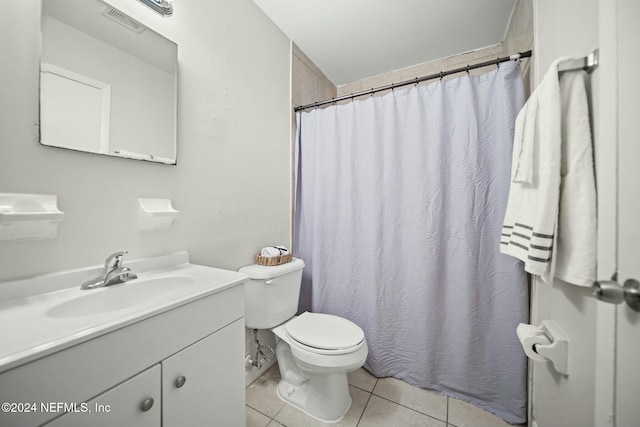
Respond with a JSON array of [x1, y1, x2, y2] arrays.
[[521, 320, 569, 376], [535, 321, 569, 376]]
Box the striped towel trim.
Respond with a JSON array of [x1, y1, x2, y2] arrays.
[[501, 223, 553, 263]]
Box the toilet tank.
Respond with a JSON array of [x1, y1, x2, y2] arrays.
[[239, 258, 305, 329]]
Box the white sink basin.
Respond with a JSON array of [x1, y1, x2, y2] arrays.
[[0, 252, 248, 373], [46, 275, 196, 317]]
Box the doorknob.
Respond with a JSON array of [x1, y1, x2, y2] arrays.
[[592, 278, 640, 312], [623, 279, 640, 311]]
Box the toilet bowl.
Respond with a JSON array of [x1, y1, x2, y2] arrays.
[[239, 259, 369, 423], [272, 312, 368, 422]]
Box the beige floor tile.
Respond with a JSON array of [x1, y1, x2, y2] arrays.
[[266, 421, 285, 427], [266, 362, 282, 379], [358, 395, 446, 427], [246, 405, 272, 427], [372, 377, 447, 421], [246, 367, 286, 418], [347, 367, 378, 392], [448, 397, 514, 427], [274, 386, 370, 427]]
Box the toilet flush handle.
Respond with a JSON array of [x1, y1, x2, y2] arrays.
[[265, 279, 276, 285]]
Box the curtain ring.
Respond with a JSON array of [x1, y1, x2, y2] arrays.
[[439, 71, 444, 80], [414, 77, 419, 86], [466, 64, 470, 74], [496, 57, 501, 68]]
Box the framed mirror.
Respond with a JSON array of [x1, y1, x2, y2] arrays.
[[40, 0, 178, 164]]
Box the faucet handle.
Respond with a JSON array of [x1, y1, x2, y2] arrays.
[[105, 250, 128, 268]]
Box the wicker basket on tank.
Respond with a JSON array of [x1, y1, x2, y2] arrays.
[[255, 252, 292, 266]]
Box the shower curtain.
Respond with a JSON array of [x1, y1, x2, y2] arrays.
[[294, 61, 529, 424]]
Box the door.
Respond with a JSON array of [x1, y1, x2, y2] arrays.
[[530, 1, 600, 426], [40, 63, 111, 154], [531, 1, 640, 426], [594, 0, 640, 425], [612, 0, 640, 424]]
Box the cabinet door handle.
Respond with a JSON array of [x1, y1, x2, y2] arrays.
[[175, 375, 187, 388], [140, 397, 154, 412]]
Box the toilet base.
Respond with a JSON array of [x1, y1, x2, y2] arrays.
[[269, 317, 368, 423], [276, 372, 352, 424]]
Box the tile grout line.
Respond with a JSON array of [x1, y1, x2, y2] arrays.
[[368, 393, 448, 424], [270, 398, 289, 426], [246, 403, 275, 421], [244, 404, 276, 427], [446, 396, 449, 424], [354, 390, 374, 427], [355, 377, 377, 427], [368, 377, 454, 423], [349, 382, 378, 394]]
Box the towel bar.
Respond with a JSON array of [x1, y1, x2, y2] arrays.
[[558, 49, 599, 74]]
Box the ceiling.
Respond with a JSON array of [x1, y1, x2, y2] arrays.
[[252, 0, 517, 86]]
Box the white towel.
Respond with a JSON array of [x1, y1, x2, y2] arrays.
[[260, 246, 289, 257], [501, 58, 596, 287], [554, 71, 596, 286]]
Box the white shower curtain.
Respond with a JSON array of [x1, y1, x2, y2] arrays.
[[294, 61, 529, 424]]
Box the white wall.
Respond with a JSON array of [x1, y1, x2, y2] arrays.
[[2, 0, 292, 390], [0, 0, 291, 281]]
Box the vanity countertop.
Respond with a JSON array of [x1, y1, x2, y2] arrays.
[[0, 252, 248, 373]]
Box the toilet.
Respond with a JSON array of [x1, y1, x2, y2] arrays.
[[240, 258, 368, 423]]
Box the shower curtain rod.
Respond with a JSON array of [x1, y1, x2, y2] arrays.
[[295, 50, 533, 112]]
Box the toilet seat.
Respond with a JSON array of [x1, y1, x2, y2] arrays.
[[285, 312, 365, 355]]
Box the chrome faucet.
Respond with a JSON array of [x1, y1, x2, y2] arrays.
[[81, 251, 138, 290]]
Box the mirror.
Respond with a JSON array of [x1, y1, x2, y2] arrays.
[[40, 0, 178, 164]]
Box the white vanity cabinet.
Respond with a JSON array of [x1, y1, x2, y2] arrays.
[[42, 318, 245, 427], [0, 279, 246, 427]]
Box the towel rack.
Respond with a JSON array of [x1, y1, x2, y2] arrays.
[[558, 49, 599, 74]]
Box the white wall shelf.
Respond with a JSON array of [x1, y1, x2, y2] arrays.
[[0, 193, 64, 240], [138, 198, 180, 231]]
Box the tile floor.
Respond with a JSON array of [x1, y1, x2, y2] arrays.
[[246, 364, 519, 427]]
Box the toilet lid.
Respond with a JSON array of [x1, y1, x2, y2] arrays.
[[285, 312, 365, 351]]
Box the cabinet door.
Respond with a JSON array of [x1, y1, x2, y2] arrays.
[[44, 365, 160, 427], [162, 318, 245, 427]]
